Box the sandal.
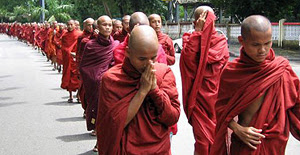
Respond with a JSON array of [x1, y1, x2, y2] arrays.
[[67, 98, 73, 103], [91, 130, 97, 136], [92, 145, 98, 152]]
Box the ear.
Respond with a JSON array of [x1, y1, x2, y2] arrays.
[[125, 46, 130, 57], [238, 36, 244, 45]]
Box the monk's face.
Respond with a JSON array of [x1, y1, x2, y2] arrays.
[[127, 45, 158, 73], [122, 17, 130, 32], [113, 22, 123, 32], [149, 16, 162, 33], [238, 27, 272, 63], [98, 17, 113, 38], [67, 21, 75, 31], [84, 20, 94, 33]]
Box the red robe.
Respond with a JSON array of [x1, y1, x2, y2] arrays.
[[113, 35, 168, 65], [47, 28, 58, 59], [210, 48, 300, 155], [80, 35, 119, 131], [157, 32, 175, 65], [96, 57, 180, 155], [38, 28, 50, 51], [54, 29, 67, 65], [179, 12, 229, 154], [61, 29, 82, 91], [113, 28, 128, 43]]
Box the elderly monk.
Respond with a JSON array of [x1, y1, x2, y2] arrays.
[[96, 25, 180, 155], [149, 14, 175, 66], [113, 15, 130, 42], [210, 15, 300, 155], [54, 24, 67, 73], [61, 20, 83, 103], [76, 18, 95, 114], [80, 15, 119, 152], [113, 12, 167, 65], [179, 6, 229, 155], [112, 19, 123, 34]]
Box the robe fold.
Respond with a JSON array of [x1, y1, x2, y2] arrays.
[[210, 48, 300, 155], [157, 32, 175, 65], [61, 29, 82, 91], [179, 12, 229, 153], [113, 28, 128, 43], [80, 35, 119, 131], [54, 29, 66, 65], [47, 28, 58, 59], [113, 35, 167, 65], [96, 57, 180, 155]]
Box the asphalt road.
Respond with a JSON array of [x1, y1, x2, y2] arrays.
[[0, 34, 299, 155]]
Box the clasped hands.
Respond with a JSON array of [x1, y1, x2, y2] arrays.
[[139, 60, 157, 94]]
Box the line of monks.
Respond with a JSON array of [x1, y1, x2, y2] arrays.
[[1, 5, 300, 155]]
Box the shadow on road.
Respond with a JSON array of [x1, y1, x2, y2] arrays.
[[0, 75, 12, 78], [46, 72, 60, 75], [0, 102, 26, 107], [56, 133, 96, 142], [78, 150, 97, 155], [0, 97, 13, 101], [56, 116, 85, 122], [40, 69, 54, 72], [0, 87, 22, 92], [51, 88, 62, 91], [44, 101, 78, 106]]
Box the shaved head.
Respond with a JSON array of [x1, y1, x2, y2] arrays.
[[97, 15, 112, 25], [128, 25, 159, 73], [97, 15, 113, 38], [241, 15, 272, 40], [129, 12, 149, 32], [194, 6, 214, 20], [148, 14, 161, 21], [122, 15, 131, 22], [129, 25, 158, 51], [83, 18, 94, 25], [83, 18, 94, 32]]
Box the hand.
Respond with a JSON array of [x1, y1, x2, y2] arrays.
[[139, 61, 156, 94], [150, 61, 157, 90], [195, 11, 208, 32], [234, 125, 265, 150]]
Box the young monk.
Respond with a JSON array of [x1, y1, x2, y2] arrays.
[[96, 25, 180, 154], [61, 20, 82, 103], [113, 12, 167, 65], [80, 15, 119, 152], [112, 19, 123, 34], [113, 15, 130, 42], [76, 18, 95, 114], [149, 14, 175, 66], [210, 15, 300, 155], [179, 6, 229, 155], [54, 24, 67, 73]]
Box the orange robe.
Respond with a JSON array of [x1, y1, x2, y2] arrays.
[[179, 12, 229, 154], [54, 29, 66, 65], [47, 28, 58, 59], [97, 58, 180, 154], [60, 29, 82, 91]]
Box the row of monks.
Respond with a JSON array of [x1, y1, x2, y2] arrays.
[[1, 5, 300, 155]]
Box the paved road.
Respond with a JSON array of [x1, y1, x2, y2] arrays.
[[0, 34, 299, 155]]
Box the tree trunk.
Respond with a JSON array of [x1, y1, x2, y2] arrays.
[[102, 1, 112, 18]]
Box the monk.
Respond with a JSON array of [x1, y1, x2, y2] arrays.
[[210, 15, 300, 155], [149, 14, 175, 66], [179, 6, 229, 155], [80, 15, 119, 152], [75, 20, 80, 30], [112, 19, 123, 34], [61, 20, 82, 103], [47, 21, 59, 71], [76, 18, 95, 118], [113, 12, 167, 65], [96, 25, 180, 155], [113, 15, 130, 42], [54, 23, 67, 73]]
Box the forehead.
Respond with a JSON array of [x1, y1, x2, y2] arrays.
[[246, 28, 272, 42], [150, 15, 161, 21]]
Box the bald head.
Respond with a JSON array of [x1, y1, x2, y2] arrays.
[[97, 15, 112, 38], [129, 25, 158, 53], [83, 18, 94, 32], [194, 6, 214, 20], [148, 14, 161, 21], [122, 15, 130, 23], [129, 12, 149, 32], [241, 15, 272, 40], [97, 15, 112, 26]]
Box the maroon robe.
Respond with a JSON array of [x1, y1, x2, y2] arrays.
[[112, 28, 128, 43], [157, 32, 175, 65], [210, 48, 300, 155], [96, 57, 180, 155], [180, 12, 229, 154], [79, 35, 119, 131]]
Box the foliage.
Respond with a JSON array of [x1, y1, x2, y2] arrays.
[[211, 0, 300, 22]]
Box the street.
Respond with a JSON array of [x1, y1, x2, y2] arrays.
[[0, 34, 300, 155]]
